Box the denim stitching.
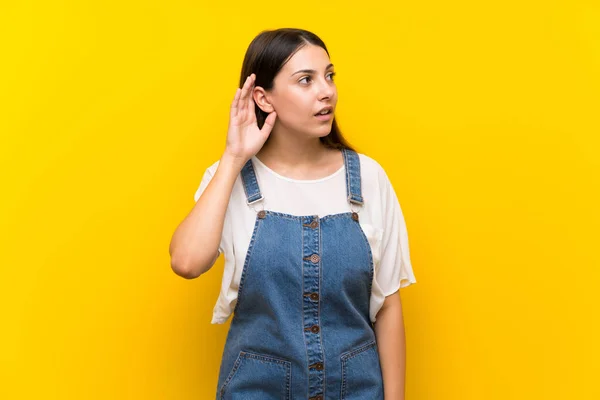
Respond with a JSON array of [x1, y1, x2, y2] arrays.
[[345, 148, 353, 204], [241, 159, 263, 204], [256, 210, 359, 222], [347, 150, 364, 205], [339, 340, 378, 400], [301, 220, 310, 397], [286, 360, 291, 400], [317, 217, 326, 394], [355, 222, 375, 308], [320, 212, 351, 221], [340, 340, 377, 360], [240, 351, 291, 365], [219, 351, 292, 399], [219, 351, 243, 399], [246, 159, 263, 203], [232, 214, 262, 315], [344, 149, 352, 204]]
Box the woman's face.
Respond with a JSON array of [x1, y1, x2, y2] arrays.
[[254, 44, 338, 138]]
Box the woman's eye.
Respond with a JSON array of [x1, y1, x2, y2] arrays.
[[299, 73, 336, 85]]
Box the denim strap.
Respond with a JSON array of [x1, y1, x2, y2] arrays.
[[241, 158, 263, 205], [342, 148, 364, 205]]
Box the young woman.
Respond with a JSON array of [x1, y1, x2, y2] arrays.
[[170, 28, 417, 400]]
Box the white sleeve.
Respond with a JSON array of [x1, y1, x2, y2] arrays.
[[193, 165, 231, 255], [377, 169, 417, 296]]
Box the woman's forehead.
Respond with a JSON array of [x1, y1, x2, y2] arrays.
[[280, 45, 331, 74]]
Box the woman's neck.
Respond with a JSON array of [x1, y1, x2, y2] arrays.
[[255, 130, 341, 180]]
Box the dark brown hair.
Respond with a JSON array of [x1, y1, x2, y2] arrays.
[[239, 28, 355, 152]]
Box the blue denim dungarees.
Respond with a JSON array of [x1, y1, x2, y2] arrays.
[[216, 148, 384, 400]]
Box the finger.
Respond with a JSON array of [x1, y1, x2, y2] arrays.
[[230, 88, 241, 119], [260, 111, 277, 136], [237, 76, 252, 122], [246, 75, 256, 116], [239, 75, 252, 106]]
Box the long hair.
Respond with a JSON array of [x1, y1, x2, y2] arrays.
[[239, 28, 355, 152]]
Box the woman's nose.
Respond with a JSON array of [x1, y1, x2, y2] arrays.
[[318, 80, 335, 100]]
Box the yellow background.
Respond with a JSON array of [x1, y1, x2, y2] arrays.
[[1, 1, 599, 398]]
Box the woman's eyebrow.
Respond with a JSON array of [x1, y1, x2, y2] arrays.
[[291, 64, 334, 76]]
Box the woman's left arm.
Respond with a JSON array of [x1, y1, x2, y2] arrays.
[[374, 290, 406, 400]]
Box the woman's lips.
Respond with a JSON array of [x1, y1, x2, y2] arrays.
[[315, 112, 333, 121]]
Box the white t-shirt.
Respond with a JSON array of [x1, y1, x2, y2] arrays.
[[194, 152, 417, 324]]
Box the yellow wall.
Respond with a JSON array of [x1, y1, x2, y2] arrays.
[[1, 1, 598, 398]]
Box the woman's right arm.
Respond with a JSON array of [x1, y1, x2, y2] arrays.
[[169, 151, 246, 279], [169, 73, 276, 279]]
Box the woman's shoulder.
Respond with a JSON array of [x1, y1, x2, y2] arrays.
[[356, 151, 389, 183]]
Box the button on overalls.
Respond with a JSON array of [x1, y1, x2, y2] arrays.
[[216, 148, 384, 400]]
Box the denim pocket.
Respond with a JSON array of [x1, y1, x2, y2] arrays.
[[340, 340, 384, 400], [219, 350, 291, 400]]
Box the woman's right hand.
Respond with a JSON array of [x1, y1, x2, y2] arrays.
[[224, 73, 277, 163]]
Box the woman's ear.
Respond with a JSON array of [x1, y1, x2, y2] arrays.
[[253, 87, 274, 113]]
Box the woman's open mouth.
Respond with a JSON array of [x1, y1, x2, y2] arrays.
[[314, 109, 333, 120]]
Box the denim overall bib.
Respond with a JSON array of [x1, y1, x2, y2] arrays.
[[216, 148, 384, 400]]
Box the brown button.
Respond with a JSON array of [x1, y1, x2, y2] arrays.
[[351, 212, 359, 221], [310, 254, 320, 263], [310, 325, 320, 333], [257, 210, 266, 219], [310, 292, 319, 301], [309, 396, 323, 400], [310, 220, 318, 228], [309, 362, 324, 370]]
